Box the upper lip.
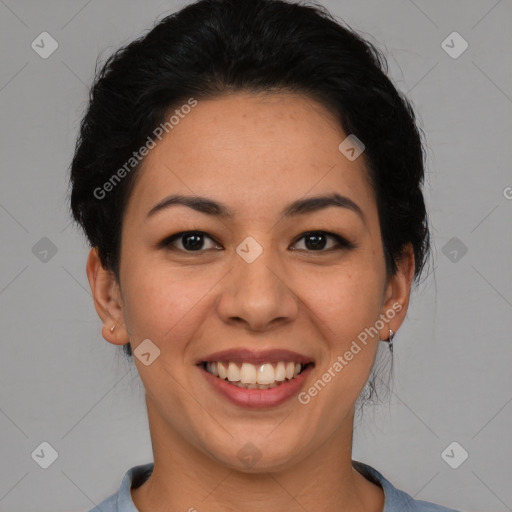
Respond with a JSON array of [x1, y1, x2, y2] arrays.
[[197, 348, 314, 366]]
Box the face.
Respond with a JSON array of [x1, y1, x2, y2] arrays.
[[88, 92, 413, 472]]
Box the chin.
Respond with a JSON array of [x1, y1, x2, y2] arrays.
[[201, 432, 307, 473]]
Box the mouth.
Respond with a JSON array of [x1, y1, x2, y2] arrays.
[[200, 360, 314, 390], [196, 348, 315, 407]]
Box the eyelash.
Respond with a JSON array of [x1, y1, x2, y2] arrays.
[[158, 230, 357, 254]]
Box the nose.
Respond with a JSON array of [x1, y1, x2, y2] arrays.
[[215, 244, 299, 332]]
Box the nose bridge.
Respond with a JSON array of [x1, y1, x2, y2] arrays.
[[236, 242, 281, 294], [215, 234, 298, 330]]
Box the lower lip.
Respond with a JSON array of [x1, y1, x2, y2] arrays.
[[199, 364, 313, 408]]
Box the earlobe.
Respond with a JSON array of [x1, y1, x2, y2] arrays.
[[86, 248, 130, 346]]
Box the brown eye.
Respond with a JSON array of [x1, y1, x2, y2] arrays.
[[160, 231, 222, 252], [291, 231, 355, 252]]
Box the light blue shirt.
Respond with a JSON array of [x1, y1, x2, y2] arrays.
[[89, 460, 462, 511]]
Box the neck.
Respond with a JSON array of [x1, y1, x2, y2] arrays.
[[131, 397, 384, 512]]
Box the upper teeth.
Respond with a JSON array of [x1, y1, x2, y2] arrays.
[[205, 361, 303, 386]]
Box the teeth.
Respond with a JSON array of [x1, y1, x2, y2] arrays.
[[275, 362, 286, 381], [204, 361, 305, 388], [240, 363, 257, 384], [218, 362, 227, 380], [206, 362, 219, 377], [257, 363, 275, 385], [227, 362, 240, 382]]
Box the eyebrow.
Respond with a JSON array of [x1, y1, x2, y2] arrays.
[[146, 192, 366, 224]]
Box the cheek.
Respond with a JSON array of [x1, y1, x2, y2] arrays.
[[119, 256, 220, 350], [302, 269, 383, 403], [296, 262, 384, 342]]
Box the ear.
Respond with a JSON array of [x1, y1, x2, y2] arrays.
[[378, 243, 415, 340], [86, 247, 130, 346]]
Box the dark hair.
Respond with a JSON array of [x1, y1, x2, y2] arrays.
[[69, 0, 431, 360]]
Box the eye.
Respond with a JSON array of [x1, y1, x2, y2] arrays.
[[159, 231, 223, 252], [290, 231, 355, 252], [159, 230, 356, 254]]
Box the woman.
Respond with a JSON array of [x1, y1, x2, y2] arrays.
[[70, 0, 462, 510]]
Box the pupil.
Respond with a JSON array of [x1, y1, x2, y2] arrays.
[[305, 233, 326, 250], [183, 233, 203, 251]]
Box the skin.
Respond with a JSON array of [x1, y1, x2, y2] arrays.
[[87, 92, 415, 512]]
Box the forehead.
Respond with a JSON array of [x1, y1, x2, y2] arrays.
[[125, 92, 376, 222]]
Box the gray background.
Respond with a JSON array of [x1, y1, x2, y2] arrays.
[[1, 0, 511, 511]]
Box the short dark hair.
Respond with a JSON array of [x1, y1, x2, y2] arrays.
[[69, 0, 431, 360]]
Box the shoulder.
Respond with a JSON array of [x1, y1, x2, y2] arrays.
[[88, 462, 154, 512], [353, 460, 463, 512]]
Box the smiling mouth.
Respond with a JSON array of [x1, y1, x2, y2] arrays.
[[201, 361, 314, 390]]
